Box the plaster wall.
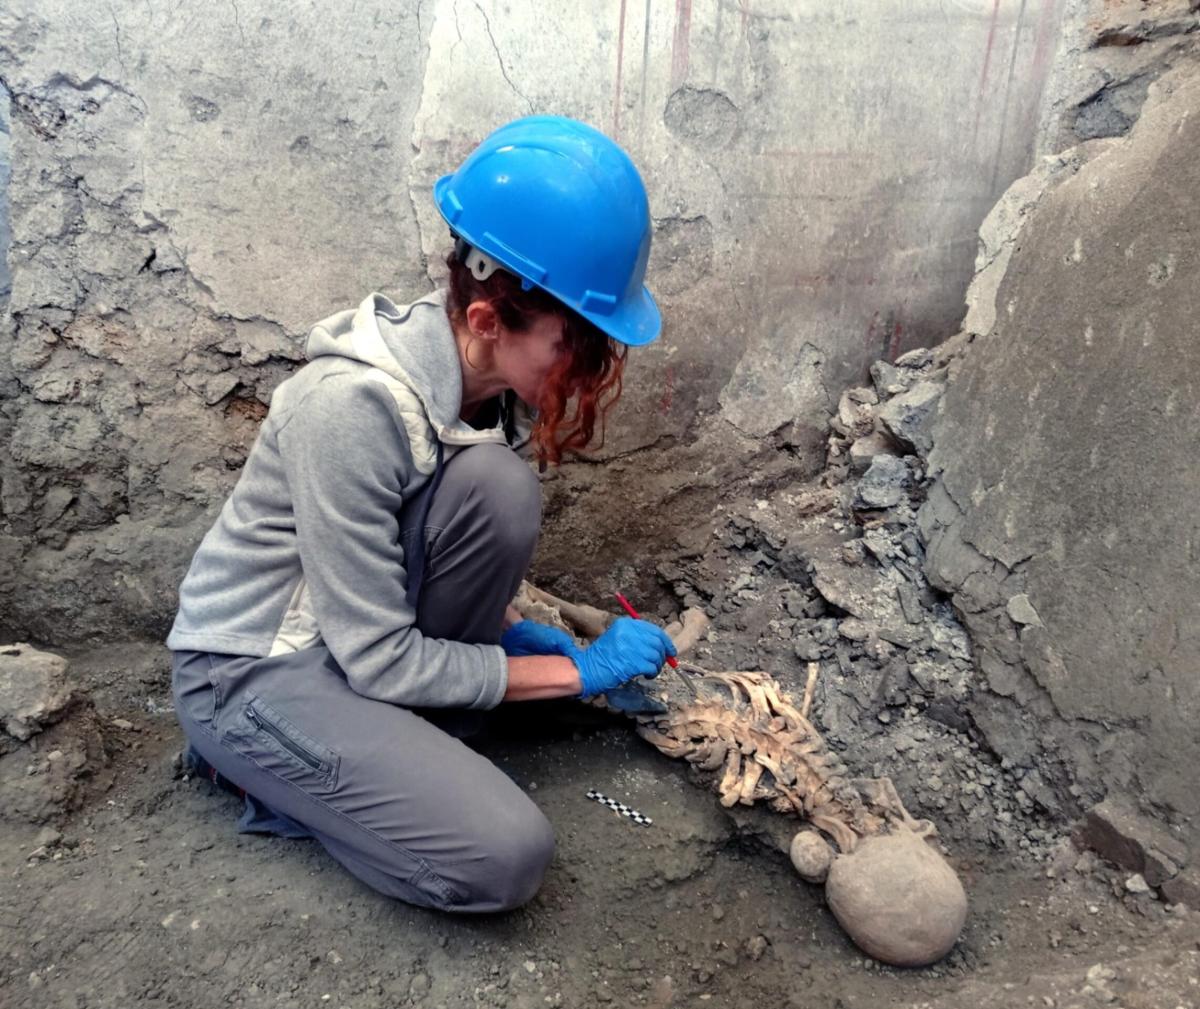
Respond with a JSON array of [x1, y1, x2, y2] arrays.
[[0, 83, 9, 302], [0, 1, 1066, 643]]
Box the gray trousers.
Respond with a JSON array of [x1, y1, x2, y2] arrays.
[[172, 443, 554, 912]]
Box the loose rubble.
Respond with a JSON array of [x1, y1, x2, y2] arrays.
[[0, 645, 116, 823], [651, 341, 1058, 859], [0, 642, 73, 743], [1073, 797, 1194, 907]]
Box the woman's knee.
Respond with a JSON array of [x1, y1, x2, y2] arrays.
[[447, 443, 541, 550], [457, 807, 556, 912]]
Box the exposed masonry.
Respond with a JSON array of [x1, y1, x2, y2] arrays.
[[0, 70, 305, 641]]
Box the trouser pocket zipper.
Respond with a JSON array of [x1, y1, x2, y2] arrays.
[[245, 705, 326, 773]]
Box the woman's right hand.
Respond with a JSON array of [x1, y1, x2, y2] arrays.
[[571, 617, 677, 699]]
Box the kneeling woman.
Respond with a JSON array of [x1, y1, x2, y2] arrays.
[[166, 117, 674, 912]]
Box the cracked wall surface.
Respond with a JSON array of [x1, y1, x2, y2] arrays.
[[0, 0, 1067, 644], [918, 63, 1200, 845], [1036, 0, 1200, 152], [0, 2, 433, 642]]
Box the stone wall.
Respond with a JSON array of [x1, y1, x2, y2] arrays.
[[0, 1, 1068, 645], [919, 62, 1200, 842]]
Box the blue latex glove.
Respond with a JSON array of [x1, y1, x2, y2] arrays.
[[572, 617, 677, 699], [500, 620, 578, 658]]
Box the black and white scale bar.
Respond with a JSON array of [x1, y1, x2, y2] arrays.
[[586, 789, 653, 827]]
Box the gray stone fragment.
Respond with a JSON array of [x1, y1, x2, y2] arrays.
[[783, 591, 808, 618], [34, 826, 62, 848], [1073, 798, 1190, 886], [841, 540, 866, 566], [811, 619, 838, 645], [1005, 593, 1043, 627], [876, 381, 943, 456], [848, 431, 899, 476], [908, 659, 939, 694], [837, 391, 878, 440], [0, 643, 72, 741], [861, 530, 894, 564], [870, 360, 915, 397], [811, 550, 907, 629], [900, 531, 922, 558], [894, 347, 933, 369], [838, 618, 872, 642], [980, 651, 1021, 697], [1124, 873, 1151, 894], [929, 620, 972, 661], [1160, 867, 1200, 909], [925, 698, 971, 734], [897, 583, 924, 624], [854, 454, 909, 510], [877, 624, 924, 649], [793, 636, 822, 662]]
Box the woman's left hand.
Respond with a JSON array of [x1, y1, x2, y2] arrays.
[[500, 620, 580, 658]]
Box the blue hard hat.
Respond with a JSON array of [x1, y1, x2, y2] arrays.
[[433, 116, 661, 347]]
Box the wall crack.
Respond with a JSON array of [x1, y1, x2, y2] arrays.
[[472, 1, 534, 113]]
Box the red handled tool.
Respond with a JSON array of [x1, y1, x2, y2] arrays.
[[614, 592, 680, 669]]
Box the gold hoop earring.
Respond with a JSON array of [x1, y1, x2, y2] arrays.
[[465, 336, 483, 371]]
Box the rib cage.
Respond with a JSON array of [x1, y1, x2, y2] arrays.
[[633, 670, 877, 852]]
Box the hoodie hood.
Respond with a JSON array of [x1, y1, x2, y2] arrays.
[[305, 289, 531, 448]]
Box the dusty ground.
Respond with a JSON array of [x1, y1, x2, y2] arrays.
[[3, 552, 1200, 1009]]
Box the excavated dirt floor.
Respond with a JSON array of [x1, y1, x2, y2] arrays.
[[2, 674, 1198, 1009], [3, 415, 1200, 1008]]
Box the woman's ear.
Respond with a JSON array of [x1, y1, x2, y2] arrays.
[[465, 300, 501, 344]]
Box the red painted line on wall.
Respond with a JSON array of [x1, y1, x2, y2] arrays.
[[672, 0, 692, 88], [1018, 0, 1066, 160], [766, 270, 882, 290], [1032, 0, 1057, 75], [990, 0, 1029, 194], [639, 0, 652, 137], [659, 364, 675, 415], [1028, 0, 1062, 113], [865, 311, 881, 355], [754, 148, 866, 159], [972, 0, 1002, 150], [614, 0, 629, 138], [888, 316, 905, 362]]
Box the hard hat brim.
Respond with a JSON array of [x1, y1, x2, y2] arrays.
[[576, 283, 661, 348]]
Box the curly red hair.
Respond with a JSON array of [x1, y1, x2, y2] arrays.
[[444, 250, 627, 465]]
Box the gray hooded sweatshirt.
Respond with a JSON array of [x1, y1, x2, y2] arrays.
[[167, 290, 529, 710]]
